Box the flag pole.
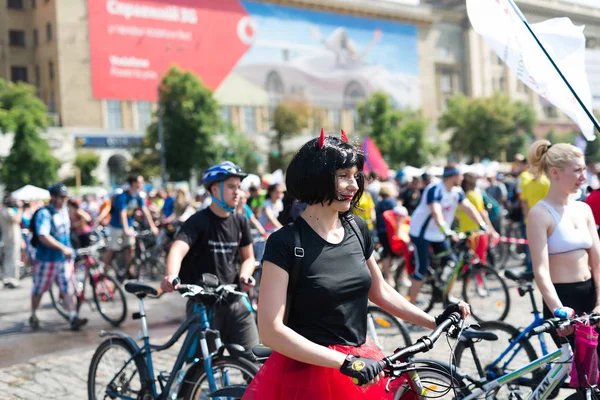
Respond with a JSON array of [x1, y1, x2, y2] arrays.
[[506, 0, 600, 136]]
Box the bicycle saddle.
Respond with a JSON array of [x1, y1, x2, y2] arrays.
[[504, 269, 534, 282], [124, 282, 158, 298], [252, 345, 274, 360], [460, 328, 498, 342]]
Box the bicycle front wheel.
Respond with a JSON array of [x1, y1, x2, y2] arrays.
[[462, 264, 510, 322], [88, 337, 150, 400], [392, 360, 471, 400], [92, 274, 127, 326], [367, 305, 412, 354], [179, 356, 259, 400]]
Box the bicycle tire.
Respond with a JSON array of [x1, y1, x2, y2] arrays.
[[392, 360, 471, 400], [92, 273, 127, 326], [454, 320, 541, 396], [178, 356, 259, 400], [367, 305, 412, 354], [462, 264, 510, 322], [49, 281, 81, 319], [87, 337, 150, 400]]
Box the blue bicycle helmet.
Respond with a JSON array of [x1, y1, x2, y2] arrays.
[[202, 161, 247, 212]]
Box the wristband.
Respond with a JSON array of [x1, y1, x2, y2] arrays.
[[439, 225, 449, 235], [479, 223, 488, 232]]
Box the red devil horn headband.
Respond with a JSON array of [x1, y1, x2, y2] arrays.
[[340, 129, 348, 143], [318, 128, 348, 149], [318, 127, 325, 149]]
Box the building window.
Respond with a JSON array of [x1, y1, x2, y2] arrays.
[[10, 66, 28, 83], [35, 64, 40, 87], [438, 68, 458, 111], [244, 106, 256, 132], [33, 29, 38, 46], [517, 80, 527, 94], [48, 90, 55, 112], [46, 22, 52, 41], [7, 0, 24, 9], [137, 101, 152, 131], [9, 30, 25, 47], [220, 106, 231, 123], [329, 109, 341, 131], [48, 60, 54, 80], [106, 100, 123, 129]]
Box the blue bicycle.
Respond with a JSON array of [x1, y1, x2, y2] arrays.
[[453, 270, 567, 397], [87, 274, 258, 400]]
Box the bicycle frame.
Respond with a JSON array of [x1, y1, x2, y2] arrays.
[[103, 299, 226, 400], [464, 342, 572, 400]]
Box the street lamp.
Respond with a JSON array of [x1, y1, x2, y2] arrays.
[[157, 85, 168, 185]]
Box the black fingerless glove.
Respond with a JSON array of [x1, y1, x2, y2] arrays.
[[435, 303, 461, 326], [339, 355, 385, 385]]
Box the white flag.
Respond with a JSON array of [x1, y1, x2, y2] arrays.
[[466, 0, 598, 140]]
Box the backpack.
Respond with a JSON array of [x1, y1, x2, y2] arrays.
[[482, 191, 501, 222], [30, 206, 57, 248], [283, 213, 365, 325]]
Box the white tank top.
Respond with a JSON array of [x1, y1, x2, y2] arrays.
[[538, 200, 592, 256]]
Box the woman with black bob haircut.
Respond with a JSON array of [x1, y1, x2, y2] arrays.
[[242, 129, 470, 400]]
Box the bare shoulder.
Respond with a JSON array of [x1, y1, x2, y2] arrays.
[[529, 202, 553, 222]]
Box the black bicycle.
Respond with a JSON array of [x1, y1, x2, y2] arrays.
[[87, 274, 258, 400]]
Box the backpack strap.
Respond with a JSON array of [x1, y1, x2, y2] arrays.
[[283, 222, 304, 326], [344, 213, 365, 257]]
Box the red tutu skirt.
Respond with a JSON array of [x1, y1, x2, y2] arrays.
[[241, 339, 417, 400]]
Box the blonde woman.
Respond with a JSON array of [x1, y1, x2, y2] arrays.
[[527, 140, 600, 341]]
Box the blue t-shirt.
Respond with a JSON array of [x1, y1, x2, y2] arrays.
[[109, 191, 144, 229], [162, 196, 175, 218], [35, 205, 71, 262]]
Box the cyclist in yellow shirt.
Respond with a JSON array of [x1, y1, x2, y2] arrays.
[[520, 167, 550, 273], [456, 173, 498, 265], [353, 190, 376, 231]]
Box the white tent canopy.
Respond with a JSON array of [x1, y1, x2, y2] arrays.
[[11, 185, 50, 201]]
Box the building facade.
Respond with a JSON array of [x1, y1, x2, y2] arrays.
[[1, 0, 599, 184]]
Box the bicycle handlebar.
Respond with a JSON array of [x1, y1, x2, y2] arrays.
[[176, 283, 249, 300], [530, 314, 600, 336], [383, 312, 462, 367]]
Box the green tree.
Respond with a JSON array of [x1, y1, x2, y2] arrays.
[[146, 66, 220, 181], [216, 124, 260, 174], [357, 92, 433, 167], [129, 146, 161, 179], [0, 80, 60, 191], [270, 97, 309, 170], [73, 152, 100, 185], [586, 137, 600, 164], [438, 94, 536, 162]]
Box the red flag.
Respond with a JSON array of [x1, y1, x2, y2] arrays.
[[362, 137, 389, 178]]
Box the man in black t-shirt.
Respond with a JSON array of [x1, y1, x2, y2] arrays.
[[160, 161, 258, 359]]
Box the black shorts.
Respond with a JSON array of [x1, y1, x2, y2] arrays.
[[542, 279, 599, 349]]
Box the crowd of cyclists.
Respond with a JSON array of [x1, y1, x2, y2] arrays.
[[4, 130, 600, 398]]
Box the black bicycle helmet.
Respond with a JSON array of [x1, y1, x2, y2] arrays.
[[48, 183, 68, 197]]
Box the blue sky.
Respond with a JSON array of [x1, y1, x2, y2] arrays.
[[238, 1, 419, 75]]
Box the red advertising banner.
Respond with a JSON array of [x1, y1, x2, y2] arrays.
[[88, 0, 250, 101]]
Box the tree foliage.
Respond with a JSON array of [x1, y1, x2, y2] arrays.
[[270, 97, 309, 170], [438, 94, 536, 162], [146, 67, 220, 181], [0, 79, 60, 191], [216, 124, 260, 174], [73, 152, 101, 186], [357, 92, 433, 167]]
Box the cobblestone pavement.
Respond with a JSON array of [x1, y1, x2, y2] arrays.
[[0, 265, 564, 399]]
